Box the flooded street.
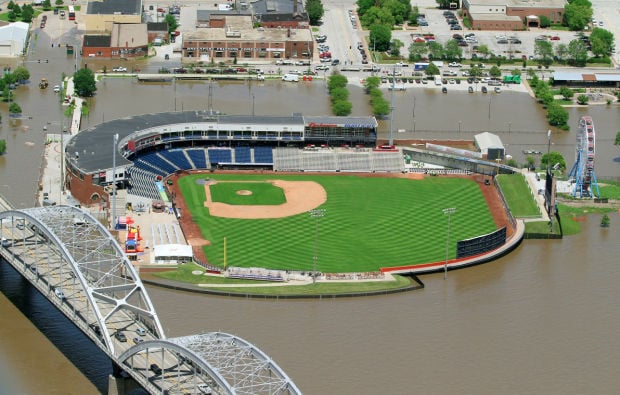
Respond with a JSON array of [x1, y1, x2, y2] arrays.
[[1, 35, 619, 394]]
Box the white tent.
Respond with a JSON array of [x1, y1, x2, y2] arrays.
[[0, 22, 29, 57], [153, 244, 193, 264]]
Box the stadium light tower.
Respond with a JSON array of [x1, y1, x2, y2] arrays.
[[309, 209, 326, 283], [442, 207, 456, 280], [112, 133, 119, 230]]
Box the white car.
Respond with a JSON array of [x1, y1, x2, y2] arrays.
[[53, 85, 61, 93], [448, 62, 462, 68], [112, 67, 127, 72]]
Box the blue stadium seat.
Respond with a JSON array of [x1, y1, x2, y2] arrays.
[[186, 149, 207, 169], [253, 147, 274, 164], [234, 147, 252, 163], [161, 149, 192, 170], [207, 148, 232, 164]]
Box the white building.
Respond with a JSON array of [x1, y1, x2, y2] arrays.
[[475, 132, 505, 160], [0, 22, 29, 57]]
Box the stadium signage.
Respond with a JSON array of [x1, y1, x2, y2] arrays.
[[308, 122, 337, 128]]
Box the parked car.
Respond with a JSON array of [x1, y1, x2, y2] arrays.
[[448, 62, 462, 68], [550, 36, 561, 41], [112, 67, 127, 72]]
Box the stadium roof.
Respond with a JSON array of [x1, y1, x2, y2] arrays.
[[66, 112, 377, 175]]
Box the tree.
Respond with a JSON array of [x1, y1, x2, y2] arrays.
[[42, 0, 52, 10], [534, 40, 553, 62], [9, 102, 22, 115], [576, 94, 589, 105], [0, 139, 6, 155], [73, 68, 97, 97], [444, 39, 463, 60], [369, 24, 392, 52], [390, 38, 404, 57], [20, 4, 34, 22], [468, 65, 482, 78], [164, 14, 179, 33], [425, 62, 440, 76], [555, 43, 569, 61], [306, 0, 324, 26], [408, 42, 427, 62], [526, 156, 536, 170], [332, 100, 352, 116], [615, 131, 620, 145], [477, 44, 490, 59], [363, 76, 381, 93], [589, 28, 614, 57], [330, 87, 349, 103], [560, 86, 574, 100], [327, 74, 348, 92], [541, 150, 566, 170], [539, 15, 550, 28], [356, 0, 375, 16], [563, 1, 593, 31], [409, 6, 420, 24], [12, 66, 30, 83], [428, 41, 444, 60], [511, 68, 522, 76], [546, 103, 569, 128], [600, 213, 610, 227], [567, 39, 588, 66], [361, 7, 395, 28], [55, 0, 64, 5], [489, 65, 501, 78]]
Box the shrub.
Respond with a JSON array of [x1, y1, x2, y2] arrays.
[[576, 94, 589, 105]]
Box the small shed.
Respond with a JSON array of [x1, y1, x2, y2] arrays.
[[475, 132, 505, 161]]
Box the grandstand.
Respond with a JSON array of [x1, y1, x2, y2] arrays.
[[64, 112, 379, 205]]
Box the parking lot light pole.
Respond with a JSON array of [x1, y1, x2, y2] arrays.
[[442, 207, 456, 280], [309, 209, 326, 283]]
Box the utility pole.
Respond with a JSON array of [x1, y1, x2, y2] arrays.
[[442, 207, 456, 280], [112, 133, 119, 230], [309, 209, 326, 283]]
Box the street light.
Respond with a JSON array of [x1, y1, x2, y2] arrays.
[[112, 133, 119, 230], [309, 208, 326, 283], [442, 207, 456, 280]]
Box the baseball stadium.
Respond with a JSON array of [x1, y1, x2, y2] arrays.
[[64, 111, 524, 282]]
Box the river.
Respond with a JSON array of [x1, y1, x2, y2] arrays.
[[0, 41, 619, 394]]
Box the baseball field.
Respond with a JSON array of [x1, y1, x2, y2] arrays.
[[176, 173, 497, 273]]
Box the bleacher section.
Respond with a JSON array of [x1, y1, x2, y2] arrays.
[[272, 148, 302, 171], [273, 148, 405, 173], [253, 146, 274, 164], [207, 148, 232, 164], [234, 147, 252, 163], [127, 167, 160, 200], [186, 148, 208, 169], [127, 147, 403, 201], [301, 151, 339, 171], [161, 149, 192, 170]]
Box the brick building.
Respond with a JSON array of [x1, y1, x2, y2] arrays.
[[462, 0, 566, 30], [82, 23, 148, 59], [182, 15, 313, 62]]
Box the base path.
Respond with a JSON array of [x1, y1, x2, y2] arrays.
[[203, 180, 327, 219]]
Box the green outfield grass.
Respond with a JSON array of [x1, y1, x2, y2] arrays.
[[210, 182, 286, 205], [178, 174, 497, 272], [496, 173, 540, 217]]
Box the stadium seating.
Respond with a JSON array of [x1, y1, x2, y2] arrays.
[[234, 147, 252, 163], [253, 147, 274, 164], [138, 152, 179, 174], [127, 167, 160, 200], [207, 148, 232, 164], [160, 149, 192, 170], [337, 152, 373, 172], [301, 151, 338, 171], [186, 148, 208, 169], [273, 148, 302, 171]]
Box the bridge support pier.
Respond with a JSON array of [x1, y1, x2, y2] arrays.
[[108, 373, 141, 395]]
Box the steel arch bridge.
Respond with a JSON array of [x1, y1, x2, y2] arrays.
[[0, 205, 301, 395]]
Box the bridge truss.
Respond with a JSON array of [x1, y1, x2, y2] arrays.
[[0, 206, 301, 395]]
